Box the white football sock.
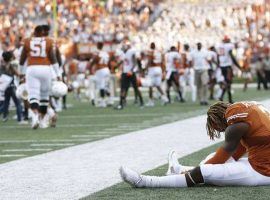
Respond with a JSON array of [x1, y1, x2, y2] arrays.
[[139, 174, 188, 188]]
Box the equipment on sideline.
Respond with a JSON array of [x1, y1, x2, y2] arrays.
[[51, 81, 68, 97]]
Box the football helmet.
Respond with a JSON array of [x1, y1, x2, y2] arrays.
[[51, 81, 68, 97], [16, 83, 28, 100]]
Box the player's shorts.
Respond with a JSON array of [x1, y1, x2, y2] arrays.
[[95, 68, 110, 90], [26, 65, 52, 102], [148, 67, 162, 87], [200, 158, 270, 186]]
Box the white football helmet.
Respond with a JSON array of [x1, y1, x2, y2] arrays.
[[51, 81, 68, 97], [72, 81, 80, 89], [16, 83, 28, 100]]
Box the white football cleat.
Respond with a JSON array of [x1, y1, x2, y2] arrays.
[[119, 166, 143, 188], [31, 113, 40, 129], [146, 100, 155, 107], [166, 150, 181, 175], [39, 115, 49, 129]]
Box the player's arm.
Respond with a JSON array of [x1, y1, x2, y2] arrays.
[[229, 50, 241, 69], [48, 44, 61, 81], [19, 46, 27, 67], [205, 122, 249, 164]]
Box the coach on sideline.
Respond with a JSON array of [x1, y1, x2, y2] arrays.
[[0, 51, 23, 123]]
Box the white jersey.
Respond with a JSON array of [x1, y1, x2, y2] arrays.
[[97, 50, 109, 65], [77, 61, 88, 73], [149, 50, 162, 66], [217, 43, 234, 67], [190, 49, 210, 70], [165, 51, 181, 72], [208, 51, 218, 70], [122, 48, 138, 73]]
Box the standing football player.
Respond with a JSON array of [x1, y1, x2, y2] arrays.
[[19, 25, 61, 129], [115, 41, 144, 110], [90, 42, 111, 107], [146, 42, 168, 106], [165, 46, 184, 103], [217, 36, 241, 103]]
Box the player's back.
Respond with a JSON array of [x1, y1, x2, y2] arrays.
[[225, 101, 270, 176], [24, 37, 54, 66]]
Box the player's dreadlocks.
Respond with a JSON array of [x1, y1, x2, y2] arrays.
[[206, 101, 230, 140]]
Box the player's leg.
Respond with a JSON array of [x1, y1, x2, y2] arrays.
[[131, 74, 144, 107], [2, 86, 12, 121], [116, 73, 128, 109], [26, 67, 41, 129], [39, 68, 52, 128], [10, 86, 23, 122], [172, 72, 184, 102]]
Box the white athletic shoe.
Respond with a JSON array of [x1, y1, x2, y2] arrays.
[[119, 166, 143, 188], [18, 120, 28, 125], [146, 100, 155, 107], [39, 115, 49, 129], [166, 150, 181, 175], [161, 95, 169, 105], [31, 114, 39, 129]]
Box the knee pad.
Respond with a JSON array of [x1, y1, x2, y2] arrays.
[[29, 98, 39, 110]]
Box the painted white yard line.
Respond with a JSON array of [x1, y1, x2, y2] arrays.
[[1, 99, 270, 200], [71, 134, 111, 138], [0, 154, 26, 158], [61, 113, 164, 119], [30, 143, 75, 147], [3, 149, 52, 152], [0, 139, 92, 144]]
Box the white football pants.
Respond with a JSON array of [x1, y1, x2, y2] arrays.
[[179, 68, 196, 102]]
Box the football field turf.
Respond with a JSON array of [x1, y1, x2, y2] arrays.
[[0, 87, 269, 165], [1, 87, 270, 199]]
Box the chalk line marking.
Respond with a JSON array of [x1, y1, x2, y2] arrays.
[[3, 149, 52, 152], [30, 143, 75, 147], [0, 139, 92, 144], [0, 99, 269, 200], [0, 154, 26, 158], [71, 134, 111, 138]]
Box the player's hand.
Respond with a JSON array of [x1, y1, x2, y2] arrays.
[[127, 72, 133, 77]]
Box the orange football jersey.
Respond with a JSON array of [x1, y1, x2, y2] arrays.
[[225, 101, 270, 176], [23, 37, 54, 66]]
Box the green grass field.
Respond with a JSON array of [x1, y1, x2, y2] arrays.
[[0, 88, 269, 164]]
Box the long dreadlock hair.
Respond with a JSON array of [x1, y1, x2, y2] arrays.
[[206, 101, 230, 140]]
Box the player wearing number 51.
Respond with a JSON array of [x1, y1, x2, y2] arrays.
[[19, 25, 61, 129]]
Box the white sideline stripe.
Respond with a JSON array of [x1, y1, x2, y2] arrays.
[[3, 149, 52, 152], [71, 134, 111, 138], [1, 99, 270, 200], [0, 139, 92, 144], [0, 154, 26, 158], [61, 113, 163, 119], [30, 143, 75, 147]]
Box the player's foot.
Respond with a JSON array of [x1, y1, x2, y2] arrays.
[[114, 104, 123, 110], [18, 120, 28, 125], [119, 166, 143, 188], [31, 114, 39, 129], [39, 115, 49, 129], [166, 150, 181, 175], [146, 100, 154, 107], [2, 117, 8, 122]]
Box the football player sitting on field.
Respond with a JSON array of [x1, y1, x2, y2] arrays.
[[120, 101, 270, 188]]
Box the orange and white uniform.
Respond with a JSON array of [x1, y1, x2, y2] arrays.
[[147, 50, 163, 87], [200, 102, 270, 186], [23, 37, 55, 103], [94, 50, 110, 90]]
